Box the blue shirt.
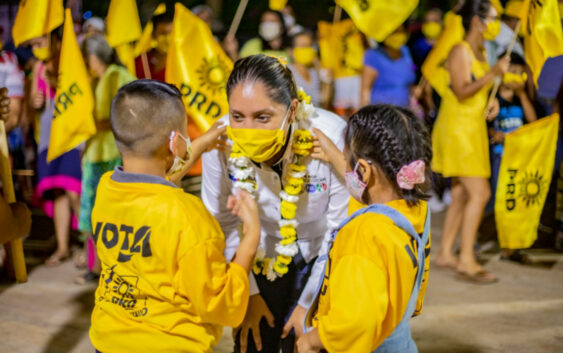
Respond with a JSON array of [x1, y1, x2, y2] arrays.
[[364, 46, 416, 107], [491, 95, 524, 155]]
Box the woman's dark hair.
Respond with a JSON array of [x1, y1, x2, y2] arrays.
[[81, 33, 123, 67], [260, 10, 290, 51], [457, 0, 492, 32], [226, 54, 298, 107], [345, 104, 433, 206]]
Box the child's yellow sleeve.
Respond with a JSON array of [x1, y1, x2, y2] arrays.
[[317, 255, 388, 353], [174, 237, 249, 327]]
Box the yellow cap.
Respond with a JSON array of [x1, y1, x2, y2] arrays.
[[505, 0, 524, 18]]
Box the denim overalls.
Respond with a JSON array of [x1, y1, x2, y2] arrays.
[[304, 203, 431, 353]]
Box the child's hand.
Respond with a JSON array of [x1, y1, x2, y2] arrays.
[[311, 128, 334, 163], [198, 121, 228, 153], [296, 329, 322, 353], [486, 98, 500, 122], [227, 190, 259, 234]]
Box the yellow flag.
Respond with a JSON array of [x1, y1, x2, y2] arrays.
[[318, 19, 364, 78], [166, 3, 232, 132], [490, 0, 504, 14], [47, 9, 96, 162], [12, 0, 63, 46], [336, 0, 418, 41], [495, 114, 559, 249], [106, 0, 142, 48], [115, 44, 136, 77], [519, 0, 563, 85], [270, 0, 288, 11], [421, 11, 464, 96], [134, 3, 166, 57]]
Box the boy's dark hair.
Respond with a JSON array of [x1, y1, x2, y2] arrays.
[[110, 79, 186, 158], [153, 11, 174, 27], [457, 0, 492, 32], [499, 51, 526, 67], [291, 30, 314, 47], [345, 104, 433, 206], [226, 54, 298, 107]]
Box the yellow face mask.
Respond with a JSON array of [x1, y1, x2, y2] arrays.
[[293, 47, 317, 66], [33, 46, 50, 61], [227, 107, 291, 163], [383, 32, 408, 50], [421, 22, 442, 40], [503, 71, 527, 85], [155, 34, 170, 53], [483, 19, 501, 40]]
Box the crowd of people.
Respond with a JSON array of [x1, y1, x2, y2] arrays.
[[0, 0, 562, 352]]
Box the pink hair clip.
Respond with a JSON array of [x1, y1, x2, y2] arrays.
[[397, 160, 426, 190]]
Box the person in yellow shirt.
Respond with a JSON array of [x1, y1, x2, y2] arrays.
[[89, 79, 261, 353], [298, 104, 432, 353]]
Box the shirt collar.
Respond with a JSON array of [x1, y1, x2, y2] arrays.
[[110, 166, 178, 188]]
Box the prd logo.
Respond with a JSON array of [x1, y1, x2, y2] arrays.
[[196, 56, 231, 96], [517, 170, 547, 207]]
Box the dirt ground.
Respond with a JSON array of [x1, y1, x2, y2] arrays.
[[1, 211, 562, 353]]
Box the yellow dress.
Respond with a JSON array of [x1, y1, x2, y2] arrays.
[[432, 41, 492, 178]]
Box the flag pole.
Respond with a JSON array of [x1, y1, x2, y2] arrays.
[[483, 20, 521, 120], [0, 105, 27, 283], [333, 5, 342, 23], [227, 0, 249, 38]]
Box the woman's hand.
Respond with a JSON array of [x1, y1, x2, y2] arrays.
[[296, 329, 323, 353], [486, 98, 500, 122], [281, 304, 307, 340], [492, 56, 510, 77], [490, 130, 505, 144], [233, 294, 275, 353]]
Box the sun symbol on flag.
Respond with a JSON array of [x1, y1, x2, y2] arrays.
[[517, 170, 546, 207], [196, 57, 231, 96]]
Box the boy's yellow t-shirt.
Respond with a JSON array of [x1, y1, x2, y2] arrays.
[[89, 169, 249, 353], [312, 200, 430, 353]]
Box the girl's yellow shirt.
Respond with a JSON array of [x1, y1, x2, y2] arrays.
[[313, 199, 430, 353], [89, 172, 249, 353]]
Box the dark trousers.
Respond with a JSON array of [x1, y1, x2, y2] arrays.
[[235, 252, 316, 353]]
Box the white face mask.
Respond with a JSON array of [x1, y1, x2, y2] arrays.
[[283, 13, 295, 28], [259, 21, 282, 41], [166, 131, 192, 177]]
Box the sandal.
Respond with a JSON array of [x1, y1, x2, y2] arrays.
[[74, 271, 100, 285], [45, 252, 70, 266], [456, 269, 498, 284]]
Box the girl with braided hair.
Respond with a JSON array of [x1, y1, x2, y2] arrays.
[[300, 104, 432, 353]]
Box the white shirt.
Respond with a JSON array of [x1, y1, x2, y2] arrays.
[[201, 108, 349, 308]]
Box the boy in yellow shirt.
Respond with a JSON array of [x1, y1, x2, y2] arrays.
[[300, 104, 432, 352], [89, 80, 260, 353]]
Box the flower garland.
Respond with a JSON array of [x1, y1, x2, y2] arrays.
[[229, 87, 315, 281]]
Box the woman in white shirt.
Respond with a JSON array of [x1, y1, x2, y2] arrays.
[[202, 54, 348, 353]]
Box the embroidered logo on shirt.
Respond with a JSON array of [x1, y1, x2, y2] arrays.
[[304, 175, 328, 194]]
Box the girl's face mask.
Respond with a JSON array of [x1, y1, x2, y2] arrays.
[[227, 106, 291, 163], [345, 162, 368, 203], [293, 47, 317, 66], [166, 131, 192, 177], [259, 21, 282, 41]]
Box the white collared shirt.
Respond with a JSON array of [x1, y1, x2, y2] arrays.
[[201, 108, 349, 308]]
